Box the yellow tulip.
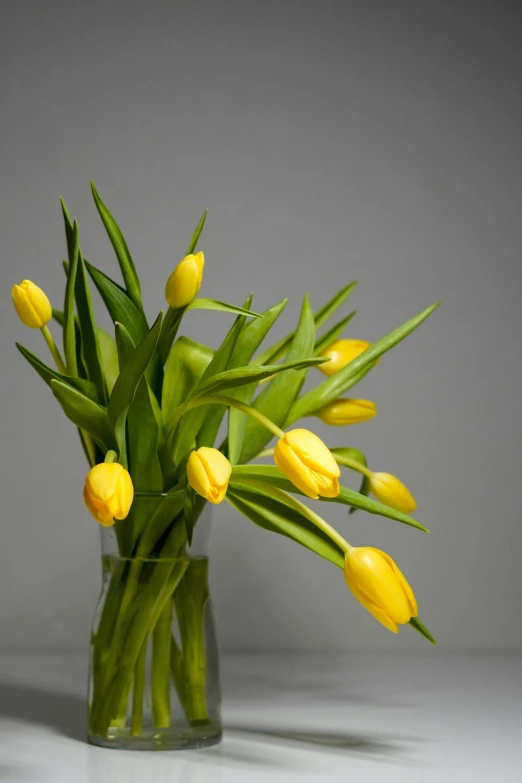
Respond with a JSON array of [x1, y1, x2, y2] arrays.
[[165, 252, 204, 308], [317, 398, 377, 425], [344, 547, 418, 633], [83, 463, 134, 527], [274, 428, 340, 499], [369, 472, 416, 513], [318, 339, 374, 376], [12, 280, 52, 328], [187, 447, 232, 504]]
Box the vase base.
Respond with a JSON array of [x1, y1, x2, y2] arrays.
[[87, 724, 222, 752]]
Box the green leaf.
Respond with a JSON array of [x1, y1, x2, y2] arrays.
[[108, 314, 163, 459], [330, 447, 369, 515], [239, 294, 315, 462], [97, 328, 119, 394], [158, 307, 186, 365], [189, 357, 326, 400], [409, 617, 437, 645], [314, 310, 356, 355], [230, 465, 428, 532], [314, 281, 358, 332], [185, 209, 208, 255], [162, 337, 214, 421], [75, 253, 106, 400], [188, 298, 261, 318], [228, 299, 288, 465], [194, 296, 255, 451], [289, 302, 440, 422], [172, 298, 252, 462], [183, 482, 196, 545], [128, 378, 163, 492], [50, 379, 116, 452], [255, 281, 357, 365], [226, 483, 345, 568], [90, 181, 143, 312], [63, 221, 80, 375], [60, 197, 76, 264], [85, 261, 149, 346], [135, 490, 184, 558], [16, 343, 99, 401], [115, 322, 136, 368]]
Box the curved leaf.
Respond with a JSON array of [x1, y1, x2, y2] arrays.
[[50, 379, 116, 452], [188, 298, 261, 318], [85, 261, 149, 346], [230, 465, 428, 531], [75, 254, 106, 400], [16, 343, 99, 402], [330, 447, 369, 515], [226, 483, 345, 568], [314, 310, 356, 355], [162, 337, 214, 420], [90, 181, 143, 312]]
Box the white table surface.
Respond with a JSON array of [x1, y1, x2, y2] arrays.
[[0, 651, 520, 782]]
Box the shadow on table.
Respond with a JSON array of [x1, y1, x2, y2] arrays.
[[225, 723, 420, 762], [0, 680, 86, 742]]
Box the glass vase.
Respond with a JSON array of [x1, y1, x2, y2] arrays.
[[87, 497, 222, 750]]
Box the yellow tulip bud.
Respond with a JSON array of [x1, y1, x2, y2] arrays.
[[316, 398, 377, 426], [318, 339, 375, 376], [274, 428, 340, 499], [83, 463, 134, 527], [165, 252, 204, 309], [12, 280, 52, 328], [344, 547, 418, 633], [187, 447, 232, 504], [369, 472, 416, 513]]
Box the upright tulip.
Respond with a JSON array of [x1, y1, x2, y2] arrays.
[[369, 472, 416, 513], [12, 280, 52, 328], [316, 398, 377, 426], [187, 447, 232, 504], [318, 339, 373, 376], [83, 463, 134, 526], [274, 428, 340, 499], [165, 252, 204, 309], [344, 547, 418, 633]]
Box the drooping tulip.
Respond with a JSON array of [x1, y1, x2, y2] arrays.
[[274, 428, 340, 499]]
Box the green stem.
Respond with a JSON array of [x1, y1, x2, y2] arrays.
[[333, 453, 373, 478], [152, 601, 172, 728], [131, 642, 147, 736], [40, 325, 67, 374]]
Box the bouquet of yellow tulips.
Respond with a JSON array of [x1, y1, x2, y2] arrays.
[[13, 183, 438, 749]]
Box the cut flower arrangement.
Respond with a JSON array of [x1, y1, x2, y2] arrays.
[[12, 184, 438, 750]]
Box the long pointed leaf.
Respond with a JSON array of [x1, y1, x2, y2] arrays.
[[85, 261, 149, 345], [409, 617, 437, 644], [185, 209, 208, 255], [63, 221, 80, 375], [90, 181, 143, 312], [314, 310, 356, 355], [289, 302, 440, 422], [330, 447, 369, 515], [50, 379, 116, 452], [16, 343, 99, 401], [75, 253, 106, 400], [188, 298, 261, 318]]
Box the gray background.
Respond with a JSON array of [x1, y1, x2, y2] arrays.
[[1, 0, 521, 652]]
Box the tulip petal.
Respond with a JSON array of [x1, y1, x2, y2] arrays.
[[368, 548, 418, 617], [346, 548, 411, 624], [274, 439, 319, 499], [165, 256, 202, 309], [187, 451, 212, 499], [283, 429, 340, 479], [344, 563, 398, 632], [197, 446, 232, 488]]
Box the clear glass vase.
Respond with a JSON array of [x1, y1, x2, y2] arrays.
[[87, 498, 222, 750]]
